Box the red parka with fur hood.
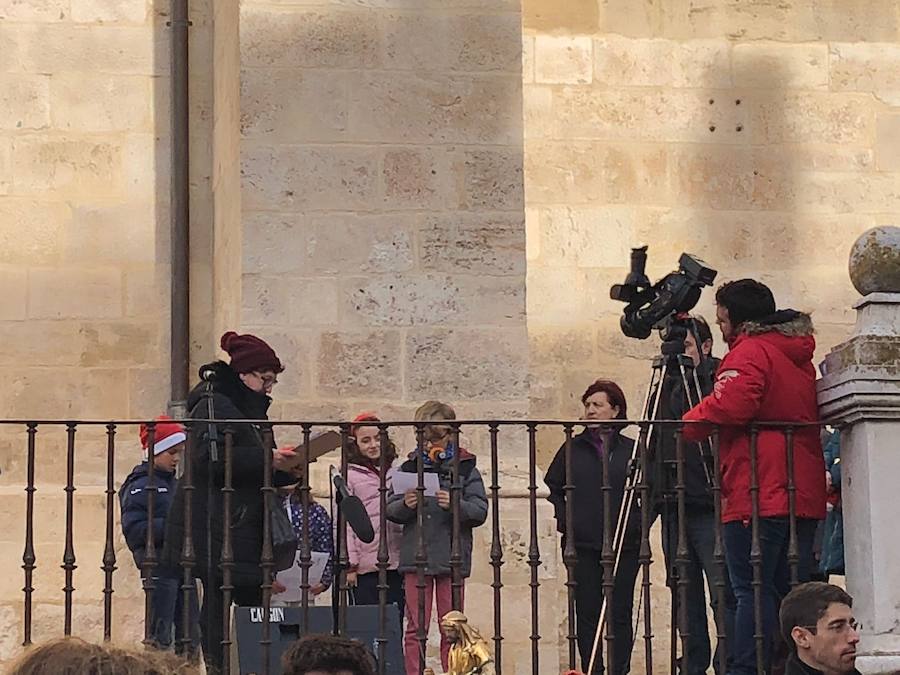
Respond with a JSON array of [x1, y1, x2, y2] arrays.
[[682, 311, 827, 524]]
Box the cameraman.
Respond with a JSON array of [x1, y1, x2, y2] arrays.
[[650, 316, 735, 675]]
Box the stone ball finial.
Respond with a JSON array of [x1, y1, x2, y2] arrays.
[[848, 225, 900, 295]]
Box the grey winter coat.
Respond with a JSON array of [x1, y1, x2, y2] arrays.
[[385, 450, 488, 578]]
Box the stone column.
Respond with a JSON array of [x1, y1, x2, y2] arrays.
[[817, 226, 900, 675]]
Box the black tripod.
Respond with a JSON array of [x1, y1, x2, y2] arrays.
[[587, 316, 712, 674]]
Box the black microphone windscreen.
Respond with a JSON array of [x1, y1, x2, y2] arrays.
[[342, 495, 375, 544]]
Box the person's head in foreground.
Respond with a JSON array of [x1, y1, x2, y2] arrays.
[[6, 637, 198, 675], [780, 582, 860, 674], [281, 634, 376, 675]]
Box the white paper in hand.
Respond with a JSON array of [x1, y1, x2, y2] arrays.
[[390, 470, 441, 497], [273, 550, 330, 604]]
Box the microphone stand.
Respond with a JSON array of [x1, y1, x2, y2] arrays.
[[201, 372, 220, 663], [330, 468, 341, 636]]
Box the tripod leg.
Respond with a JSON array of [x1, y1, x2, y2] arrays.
[[678, 363, 713, 489], [660, 503, 680, 675], [587, 363, 667, 675], [671, 587, 679, 675]]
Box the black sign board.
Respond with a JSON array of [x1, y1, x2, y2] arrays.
[[233, 605, 404, 675]]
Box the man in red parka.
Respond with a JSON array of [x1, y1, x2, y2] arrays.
[[682, 279, 826, 675]]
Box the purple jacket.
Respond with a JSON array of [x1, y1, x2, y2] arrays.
[[346, 463, 402, 574]]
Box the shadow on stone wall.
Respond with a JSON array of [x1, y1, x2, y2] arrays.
[[690, 56, 800, 318]]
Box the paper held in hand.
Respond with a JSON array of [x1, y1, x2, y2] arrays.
[[390, 470, 441, 497], [274, 551, 330, 604]]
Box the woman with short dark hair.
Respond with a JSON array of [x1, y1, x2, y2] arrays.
[[544, 378, 641, 675]]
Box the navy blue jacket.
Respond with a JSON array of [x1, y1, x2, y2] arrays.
[[120, 462, 177, 573]]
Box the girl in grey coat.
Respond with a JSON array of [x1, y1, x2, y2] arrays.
[[385, 401, 488, 675]]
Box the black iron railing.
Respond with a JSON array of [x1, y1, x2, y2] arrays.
[[1, 418, 830, 675]]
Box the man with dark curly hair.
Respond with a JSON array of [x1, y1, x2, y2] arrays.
[[281, 635, 376, 675]]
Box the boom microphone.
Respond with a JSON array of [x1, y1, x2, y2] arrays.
[[331, 467, 375, 544]]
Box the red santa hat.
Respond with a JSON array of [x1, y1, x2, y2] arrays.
[[139, 415, 187, 456]]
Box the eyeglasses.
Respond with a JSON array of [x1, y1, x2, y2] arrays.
[[799, 619, 861, 635], [252, 372, 279, 388]]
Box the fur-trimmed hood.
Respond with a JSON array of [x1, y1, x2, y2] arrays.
[[733, 310, 816, 366], [740, 310, 814, 338]]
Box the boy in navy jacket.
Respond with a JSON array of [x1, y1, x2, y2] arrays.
[[120, 415, 198, 653]]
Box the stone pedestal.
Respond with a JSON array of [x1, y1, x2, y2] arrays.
[[818, 292, 900, 675]]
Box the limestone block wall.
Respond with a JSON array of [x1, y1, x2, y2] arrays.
[[523, 0, 900, 430], [522, 0, 900, 670], [238, 0, 528, 426], [0, 0, 170, 424], [238, 0, 541, 669], [0, 0, 175, 659]]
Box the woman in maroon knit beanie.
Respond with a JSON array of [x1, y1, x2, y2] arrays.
[[162, 331, 301, 674]]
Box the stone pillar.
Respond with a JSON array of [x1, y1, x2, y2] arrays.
[[817, 226, 900, 675]]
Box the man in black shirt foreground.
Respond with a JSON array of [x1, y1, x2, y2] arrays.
[[780, 582, 861, 675]]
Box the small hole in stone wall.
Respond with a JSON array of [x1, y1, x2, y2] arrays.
[[753, 170, 759, 176], [709, 125, 716, 132], [736, 125, 743, 132], [736, 99, 742, 105], [708, 98, 715, 105]]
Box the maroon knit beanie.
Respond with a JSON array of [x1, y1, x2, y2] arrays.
[[220, 331, 284, 374]]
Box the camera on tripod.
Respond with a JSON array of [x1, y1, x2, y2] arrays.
[[609, 246, 717, 339], [580, 247, 719, 666]]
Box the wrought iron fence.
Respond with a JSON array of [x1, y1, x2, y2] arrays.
[[1, 417, 830, 675]]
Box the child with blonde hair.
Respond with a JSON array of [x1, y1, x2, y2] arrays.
[[386, 401, 487, 675]]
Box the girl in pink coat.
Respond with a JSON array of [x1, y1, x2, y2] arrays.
[[346, 413, 405, 622]]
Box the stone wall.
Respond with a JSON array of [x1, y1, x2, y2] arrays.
[[3, 0, 898, 670], [238, 0, 528, 427], [0, 0, 175, 658], [0, 0, 170, 423], [0, 0, 245, 660], [189, 0, 244, 376], [524, 0, 900, 433], [522, 0, 900, 669], [237, 1, 537, 669]]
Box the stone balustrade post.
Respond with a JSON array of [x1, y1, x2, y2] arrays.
[[817, 226, 900, 675]]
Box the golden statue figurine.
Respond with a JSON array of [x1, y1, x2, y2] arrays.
[[423, 611, 495, 675]]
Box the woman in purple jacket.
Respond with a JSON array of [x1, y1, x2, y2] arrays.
[[346, 413, 405, 621]]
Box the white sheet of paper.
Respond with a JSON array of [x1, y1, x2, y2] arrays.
[[274, 550, 330, 604], [390, 470, 440, 497]]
